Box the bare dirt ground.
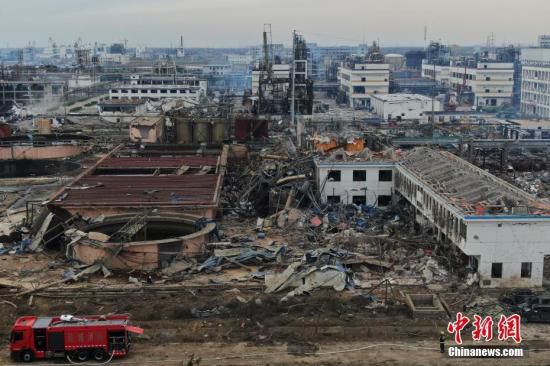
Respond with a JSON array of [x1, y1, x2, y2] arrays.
[[1, 286, 550, 365]]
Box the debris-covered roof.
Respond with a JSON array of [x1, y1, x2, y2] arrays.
[[98, 156, 218, 169], [399, 147, 550, 216], [98, 98, 146, 106], [315, 147, 402, 165], [58, 175, 219, 207]]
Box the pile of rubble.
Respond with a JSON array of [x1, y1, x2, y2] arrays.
[[508, 171, 550, 198]]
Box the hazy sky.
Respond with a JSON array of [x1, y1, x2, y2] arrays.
[[2, 0, 549, 48]]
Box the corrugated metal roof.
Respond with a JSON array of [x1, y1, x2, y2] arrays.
[[99, 156, 218, 169], [60, 175, 219, 206]]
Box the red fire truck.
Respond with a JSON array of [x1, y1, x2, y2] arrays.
[[9, 314, 143, 362]]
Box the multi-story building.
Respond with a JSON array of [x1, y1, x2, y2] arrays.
[[109, 74, 207, 103], [539, 35, 550, 49], [449, 61, 514, 107], [251, 64, 290, 95], [520, 48, 550, 119], [337, 62, 390, 108], [308, 44, 362, 81], [421, 63, 451, 86]]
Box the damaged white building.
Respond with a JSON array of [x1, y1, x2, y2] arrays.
[[315, 147, 550, 288]]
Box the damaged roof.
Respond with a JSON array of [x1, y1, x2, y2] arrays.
[[58, 175, 219, 207], [98, 156, 218, 169], [49, 145, 228, 211], [399, 147, 550, 216]]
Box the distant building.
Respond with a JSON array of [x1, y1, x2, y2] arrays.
[[404, 49, 426, 71], [421, 63, 451, 86], [308, 44, 362, 81], [97, 98, 147, 123], [251, 64, 290, 95], [520, 47, 550, 119], [384, 53, 405, 71], [371, 93, 441, 121], [539, 35, 550, 49], [201, 65, 231, 77], [109, 74, 207, 103], [337, 62, 390, 108], [449, 61, 514, 107], [337, 43, 389, 109]]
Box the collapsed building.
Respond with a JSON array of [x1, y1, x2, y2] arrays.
[[29, 144, 228, 270], [315, 146, 550, 288], [48, 144, 228, 219]]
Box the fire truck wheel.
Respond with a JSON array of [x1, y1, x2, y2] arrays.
[[93, 349, 105, 361], [21, 350, 34, 363], [76, 349, 89, 362]]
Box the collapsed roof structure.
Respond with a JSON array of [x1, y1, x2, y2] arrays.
[[49, 144, 228, 219]]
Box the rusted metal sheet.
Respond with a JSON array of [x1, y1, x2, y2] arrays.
[[0, 123, 11, 138], [99, 156, 218, 169], [59, 175, 219, 206], [235, 116, 268, 142]]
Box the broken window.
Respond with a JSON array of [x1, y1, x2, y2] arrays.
[[491, 263, 503, 278], [327, 170, 341, 182], [486, 77, 491, 81], [378, 195, 392, 207], [378, 170, 393, 182], [521, 262, 532, 278], [353, 170, 366, 181], [327, 195, 340, 204], [352, 196, 366, 205]]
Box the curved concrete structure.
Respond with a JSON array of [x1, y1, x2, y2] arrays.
[[70, 213, 215, 270]]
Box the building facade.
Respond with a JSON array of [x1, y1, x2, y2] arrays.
[[315, 161, 395, 207], [421, 62, 451, 86], [520, 48, 550, 119], [109, 74, 207, 103], [371, 93, 441, 121], [449, 62, 514, 107], [337, 63, 390, 109], [539, 35, 550, 49]]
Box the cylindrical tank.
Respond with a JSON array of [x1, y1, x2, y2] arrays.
[[175, 118, 192, 144], [193, 121, 210, 143], [212, 119, 226, 143]]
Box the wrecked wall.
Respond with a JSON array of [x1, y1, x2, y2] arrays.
[[316, 162, 394, 207]]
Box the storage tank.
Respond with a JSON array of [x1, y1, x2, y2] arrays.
[[175, 118, 192, 144], [212, 119, 226, 143], [193, 121, 210, 143]]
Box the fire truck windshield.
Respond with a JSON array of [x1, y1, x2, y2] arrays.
[[10, 331, 23, 343]]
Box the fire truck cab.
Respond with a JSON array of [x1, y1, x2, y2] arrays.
[[10, 314, 143, 362]]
